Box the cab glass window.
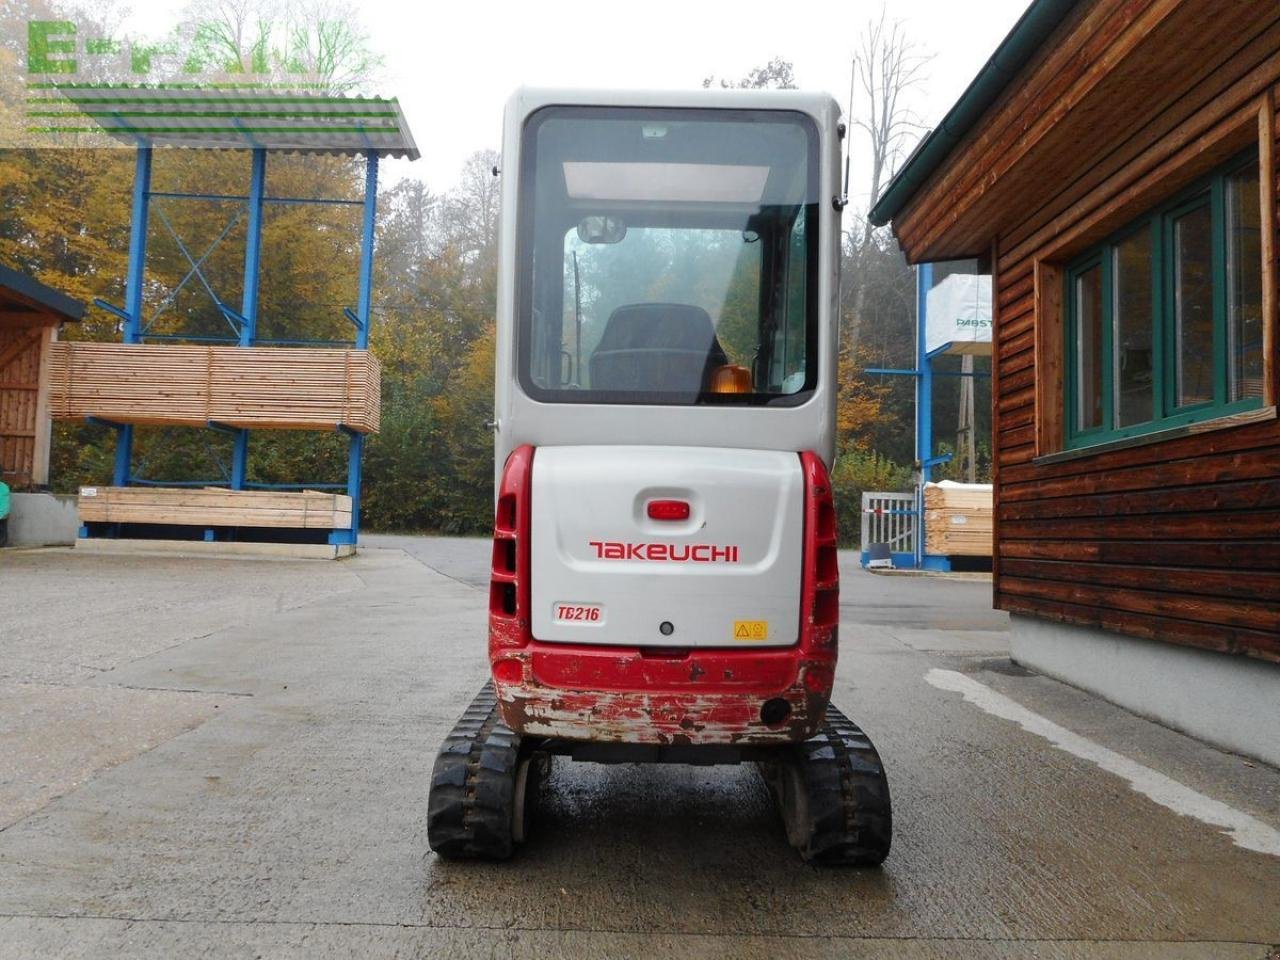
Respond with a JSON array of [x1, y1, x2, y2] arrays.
[[518, 106, 820, 405]]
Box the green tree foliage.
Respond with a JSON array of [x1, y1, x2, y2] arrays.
[[424, 324, 496, 532], [829, 448, 914, 546], [0, 147, 133, 312], [360, 153, 501, 534]]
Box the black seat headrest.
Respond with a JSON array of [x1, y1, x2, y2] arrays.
[[595, 303, 721, 354], [588, 303, 731, 396]]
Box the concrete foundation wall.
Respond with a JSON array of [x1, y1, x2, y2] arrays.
[[6, 493, 78, 547], [1011, 614, 1280, 768]]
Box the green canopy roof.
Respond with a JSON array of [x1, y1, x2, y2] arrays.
[[27, 87, 419, 160]]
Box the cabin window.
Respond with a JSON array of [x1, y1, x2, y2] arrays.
[[516, 106, 821, 407], [1064, 153, 1264, 448]]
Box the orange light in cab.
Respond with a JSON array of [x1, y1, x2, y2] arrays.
[[709, 364, 752, 394]]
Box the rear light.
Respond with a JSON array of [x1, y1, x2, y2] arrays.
[[489, 445, 534, 653], [647, 499, 691, 521], [492, 658, 523, 684], [800, 451, 840, 657]]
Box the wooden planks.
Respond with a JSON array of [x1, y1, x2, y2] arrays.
[[923, 482, 993, 558], [77, 486, 352, 530], [49, 343, 381, 434], [909, 0, 1190, 257], [0, 325, 47, 487]]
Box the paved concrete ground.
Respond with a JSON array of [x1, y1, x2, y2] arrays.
[[0, 537, 1277, 959]]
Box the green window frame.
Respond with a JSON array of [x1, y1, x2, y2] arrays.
[[1064, 151, 1265, 449]]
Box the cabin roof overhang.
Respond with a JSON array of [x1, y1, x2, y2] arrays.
[[870, 0, 1277, 264]]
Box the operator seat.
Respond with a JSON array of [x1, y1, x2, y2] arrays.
[[589, 303, 729, 394]]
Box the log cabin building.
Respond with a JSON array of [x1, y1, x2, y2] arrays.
[[871, 0, 1280, 764], [0, 265, 83, 490]]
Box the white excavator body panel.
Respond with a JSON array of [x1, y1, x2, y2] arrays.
[[530, 445, 803, 648]]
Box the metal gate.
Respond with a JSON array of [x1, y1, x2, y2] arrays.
[[860, 492, 918, 569]]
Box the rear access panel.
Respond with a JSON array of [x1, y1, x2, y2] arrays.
[[530, 446, 803, 648]]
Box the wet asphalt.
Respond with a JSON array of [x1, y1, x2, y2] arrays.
[[0, 537, 1276, 959]]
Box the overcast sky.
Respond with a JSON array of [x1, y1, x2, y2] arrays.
[[116, 0, 1032, 208]]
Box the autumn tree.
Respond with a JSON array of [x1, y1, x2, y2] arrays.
[[425, 324, 497, 532], [359, 151, 502, 535]]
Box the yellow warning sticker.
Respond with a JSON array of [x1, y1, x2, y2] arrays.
[[733, 621, 769, 641]]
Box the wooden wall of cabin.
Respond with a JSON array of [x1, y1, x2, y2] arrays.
[[0, 323, 54, 490], [989, 79, 1280, 665]]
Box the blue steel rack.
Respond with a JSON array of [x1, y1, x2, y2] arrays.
[[67, 89, 419, 547], [83, 138, 404, 547], [46, 88, 417, 548]]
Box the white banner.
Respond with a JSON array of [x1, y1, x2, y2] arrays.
[[925, 273, 993, 355]]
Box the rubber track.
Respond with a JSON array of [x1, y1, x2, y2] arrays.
[[427, 682, 522, 860], [789, 704, 893, 865]]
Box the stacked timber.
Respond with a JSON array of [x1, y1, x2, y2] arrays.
[[49, 342, 380, 433], [923, 481, 993, 557], [78, 486, 352, 530]]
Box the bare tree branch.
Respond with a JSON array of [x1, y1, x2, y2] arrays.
[[843, 4, 932, 355], [850, 4, 932, 248]]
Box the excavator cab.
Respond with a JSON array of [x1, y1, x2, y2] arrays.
[[427, 88, 892, 865]]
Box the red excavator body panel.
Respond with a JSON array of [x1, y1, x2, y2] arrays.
[[487, 444, 839, 746]]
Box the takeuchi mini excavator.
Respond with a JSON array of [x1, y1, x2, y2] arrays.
[[427, 87, 892, 865]]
